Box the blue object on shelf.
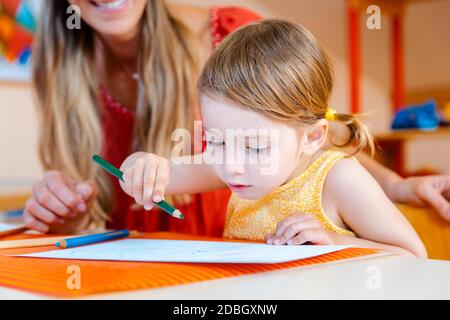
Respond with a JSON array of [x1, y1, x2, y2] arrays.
[[391, 99, 440, 131], [16, 0, 37, 32]]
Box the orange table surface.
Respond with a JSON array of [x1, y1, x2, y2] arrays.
[[0, 232, 380, 298]]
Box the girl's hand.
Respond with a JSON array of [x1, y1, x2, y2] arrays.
[[23, 171, 97, 233], [266, 214, 335, 245], [119, 152, 170, 210]]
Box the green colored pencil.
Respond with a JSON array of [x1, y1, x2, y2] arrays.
[[92, 154, 184, 220]]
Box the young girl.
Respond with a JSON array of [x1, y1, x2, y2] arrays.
[[119, 19, 426, 257]]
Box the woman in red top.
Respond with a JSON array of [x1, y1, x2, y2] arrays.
[[24, 0, 261, 235]]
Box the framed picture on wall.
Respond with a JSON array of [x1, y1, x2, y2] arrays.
[[0, 0, 41, 83]]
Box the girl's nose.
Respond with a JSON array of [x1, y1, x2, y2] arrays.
[[224, 157, 246, 176]]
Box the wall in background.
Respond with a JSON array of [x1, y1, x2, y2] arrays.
[[0, 0, 449, 189], [0, 84, 40, 187]]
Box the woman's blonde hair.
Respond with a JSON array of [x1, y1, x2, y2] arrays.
[[32, 0, 199, 229], [198, 19, 374, 156]]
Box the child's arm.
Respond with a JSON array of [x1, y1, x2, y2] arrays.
[[267, 158, 427, 258], [168, 153, 227, 194], [323, 158, 427, 257]]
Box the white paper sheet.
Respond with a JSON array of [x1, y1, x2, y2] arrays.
[[16, 239, 350, 264], [0, 222, 25, 233]]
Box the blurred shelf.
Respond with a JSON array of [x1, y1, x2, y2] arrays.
[[376, 128, 450, 142], [375, 127, 450, 177], [0, 186, 31, 212], [0, 192, 30, 211]]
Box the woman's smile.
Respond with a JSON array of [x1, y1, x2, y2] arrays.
[[89, 0, 130, 14]]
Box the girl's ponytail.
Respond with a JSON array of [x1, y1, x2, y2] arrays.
[[325, 108, 375, 156]]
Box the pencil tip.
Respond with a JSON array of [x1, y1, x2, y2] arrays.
[[174, 210, 184, 220]]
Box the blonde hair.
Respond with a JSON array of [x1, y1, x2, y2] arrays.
[[198, 19, 374, 156], [32, 0, 199, 229]]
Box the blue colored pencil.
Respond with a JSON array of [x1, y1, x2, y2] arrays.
[[55, 230, 130, 249]]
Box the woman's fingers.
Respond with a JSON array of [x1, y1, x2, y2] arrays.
[[32, 182, 73, 219], [415, 178, 450, 220], [74, 181, 95, 201], [74, 181, 98, 211], [422, 189, 450, 221], [24, 170, 99, 234], [23, 198, 66, 233], [25, 198, 64, 224], [45, 171, 85, 212], [23, 209, 50, 233]]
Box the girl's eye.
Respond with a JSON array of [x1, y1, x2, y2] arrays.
[[207, 140, 225, 146], [246, 146, 268, 154]]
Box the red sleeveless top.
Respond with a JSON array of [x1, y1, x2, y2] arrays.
[[99, 7, 261, 237]]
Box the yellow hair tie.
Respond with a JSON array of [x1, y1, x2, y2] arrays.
[[325, 108, 337, 121]]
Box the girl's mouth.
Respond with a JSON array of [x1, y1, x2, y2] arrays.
[[90, 0, 129, 13], [229, 183, 251, 191]]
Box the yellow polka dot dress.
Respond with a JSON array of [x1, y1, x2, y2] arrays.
[[223, 149, 356, 241]]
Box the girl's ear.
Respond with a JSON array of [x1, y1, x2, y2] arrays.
[[301, 119, 329, 156]]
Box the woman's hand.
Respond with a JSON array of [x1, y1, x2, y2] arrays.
[[386, 175, 450, 221], [355, 153, 450, 222], [119, 152, 170, 210], [23, 171, 97, 233], [265, 214, 335, 245]]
